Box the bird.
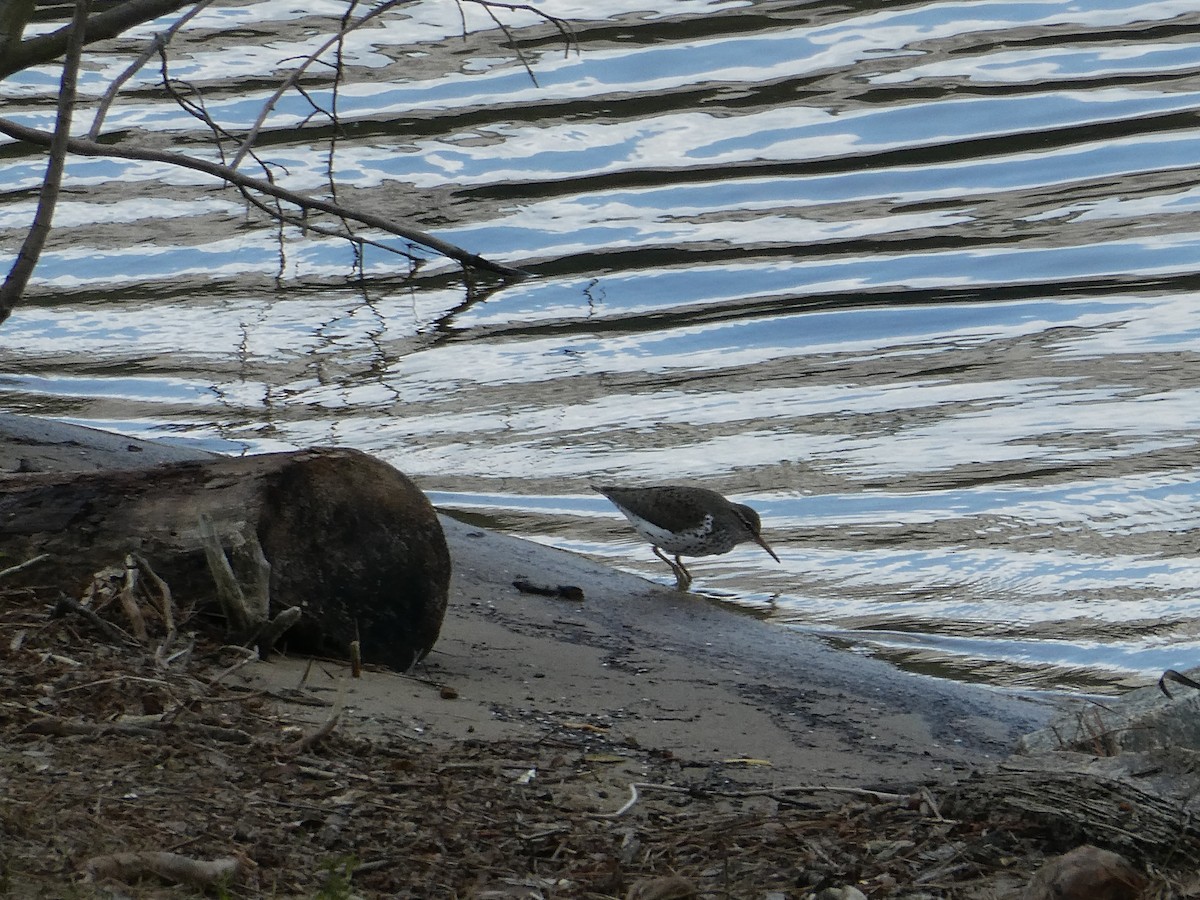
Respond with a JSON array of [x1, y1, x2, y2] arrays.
[[593, 484, 780, 591]]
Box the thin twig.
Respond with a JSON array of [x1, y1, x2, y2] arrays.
[[87, 0, 215, 138], [23, 714, 251, 744], [52, 595, 140, 647], [476, 3, 540, 86], [197, 514, 254, 635], [54, 674, 174, 695], [1159, 668, 1200, 699], [207, 645, 259, 686], [118, 553, 150, 643], [163, 634, 195, 669], [0, 553, 50, 580], [920, 786, 944, 820], [594, 781, 908, 818], [597, 782, 644, 818], [229, 0, 409, 169], [282, 682, 346, 754], [134, 552, 174, 631], [254, 606, 302, 658], [297, 656, 315, 690]]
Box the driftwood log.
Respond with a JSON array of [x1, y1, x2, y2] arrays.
[[0, 447, 450, 670]]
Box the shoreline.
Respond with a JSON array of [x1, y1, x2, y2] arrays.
[[0, 412, 1055, 786]]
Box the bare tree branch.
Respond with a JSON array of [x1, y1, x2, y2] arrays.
[[0, 116, 529, 279], [237, 179, 416, 263], [0, 0, 36, 59], [461, 1, 577, 61], [88, 0, 215, 139], [477, 4, 538, 86], [230, 0, 412, 170], [0, 0, 88, 326], [231, 0, 575, 170], [0, 0, 196, 79], [0, 0, 568, 317]]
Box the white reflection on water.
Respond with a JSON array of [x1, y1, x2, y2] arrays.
[[0, 372, 215, 403], [808, 626, 1200, 691], [453, 292, 1137, 351], [872, 42, 1200, 84]]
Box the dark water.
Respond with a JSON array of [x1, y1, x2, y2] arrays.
[[2, 0, 1200, 692]]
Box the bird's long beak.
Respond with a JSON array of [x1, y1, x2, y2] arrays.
[[754, 533, 780, 563]]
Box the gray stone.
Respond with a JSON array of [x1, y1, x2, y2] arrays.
[[1023, 844, 1145, 900], [1017, 666, 1200, 755]]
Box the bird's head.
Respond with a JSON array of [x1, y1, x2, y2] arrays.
[[733, 503, 780, 563]]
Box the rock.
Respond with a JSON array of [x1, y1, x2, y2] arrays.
[[1023, 844, 1146, 900], [1017, 666, 1200, 755]]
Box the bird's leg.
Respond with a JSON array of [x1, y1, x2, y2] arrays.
[[673, 554, 693, 591], [653, 546, 691, 590]]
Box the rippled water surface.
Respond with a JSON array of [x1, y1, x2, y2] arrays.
[[3, 0, 1200, 692]]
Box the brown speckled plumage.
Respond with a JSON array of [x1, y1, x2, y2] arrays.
[[594, 484, 779, 590]]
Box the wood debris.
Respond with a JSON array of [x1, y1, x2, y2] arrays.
[[3, 566, 1200, 897]]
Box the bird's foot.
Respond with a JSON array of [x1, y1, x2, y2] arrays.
[[670, 555, 692, 592], [653, 546, 693, 591]]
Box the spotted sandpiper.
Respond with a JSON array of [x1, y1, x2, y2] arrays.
[[593, 484, 780, 591]]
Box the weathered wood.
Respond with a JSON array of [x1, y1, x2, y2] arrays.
[[0, 447, 450, 670]]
